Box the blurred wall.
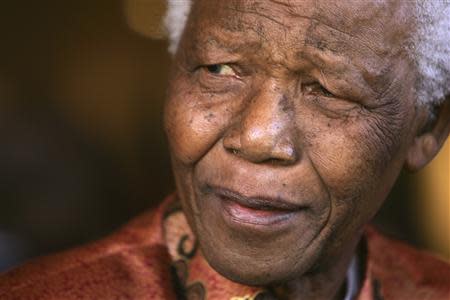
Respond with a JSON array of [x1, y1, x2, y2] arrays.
[[416, 141, 450, 259], [0, 0, 173, 270], [0, 0, 448, 271]]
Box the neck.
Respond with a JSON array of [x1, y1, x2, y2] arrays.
[[269, 236, 363, 300]]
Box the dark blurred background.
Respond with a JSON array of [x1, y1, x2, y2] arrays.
[[0, 0, 448, 272]]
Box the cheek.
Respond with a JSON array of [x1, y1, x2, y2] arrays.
[[306, 115, 406, 206], [164, 88, 235, 165]]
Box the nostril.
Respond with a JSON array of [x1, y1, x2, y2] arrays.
[[223, 130, 298, 164], [265, 158, 285, 165], [223, 127, 243, 155], [263, 155, 296, 166]]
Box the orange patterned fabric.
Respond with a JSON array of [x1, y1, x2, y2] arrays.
[[1, 194, 449, 299]]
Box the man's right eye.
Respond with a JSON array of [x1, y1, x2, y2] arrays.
[[205, 64, 237, 77], [195, 63, 244, 93]]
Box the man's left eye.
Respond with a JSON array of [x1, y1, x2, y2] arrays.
[[304, 83, 334, 98], [205, 64, 237, 76]]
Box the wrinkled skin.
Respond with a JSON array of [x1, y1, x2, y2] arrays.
[[164, 0, 450, 299]]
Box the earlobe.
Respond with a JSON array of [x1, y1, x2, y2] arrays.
[[405, 134, 439, 171], [405, 98, 450, 172]]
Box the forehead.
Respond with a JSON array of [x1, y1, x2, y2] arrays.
[[186, 0, 412, 61], [181, 0, 415, 98]]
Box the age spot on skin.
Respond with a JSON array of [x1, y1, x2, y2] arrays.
[[279, 94, 292, 113], [205, 112, 215, 122]]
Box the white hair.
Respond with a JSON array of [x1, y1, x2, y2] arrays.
[[164, 0, 192, 54], [164, 0, 450, 109], [413, 1, 450, 108]]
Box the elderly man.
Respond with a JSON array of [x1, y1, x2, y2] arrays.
[[1, 0, 449, 299]]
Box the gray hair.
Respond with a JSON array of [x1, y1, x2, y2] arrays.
[[164, 0, 192, 54], [164, 0, 450, 109]]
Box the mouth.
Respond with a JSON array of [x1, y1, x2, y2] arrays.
[[204, 184, 305, 227]]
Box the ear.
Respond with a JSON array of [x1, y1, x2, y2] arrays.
[[405, 97, 450, 171]]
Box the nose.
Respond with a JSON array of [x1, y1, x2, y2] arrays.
[[223, 83, 298, 165]]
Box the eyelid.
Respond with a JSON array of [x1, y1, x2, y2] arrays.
[[303, 82, 335, 97]]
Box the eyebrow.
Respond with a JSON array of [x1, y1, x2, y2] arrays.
[[197, 33, 262, 55], [193, 26, 385, 98], [198, 32, 365, 77]]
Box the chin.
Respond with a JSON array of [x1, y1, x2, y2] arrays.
[[206, 257, 294, 286], [199, 239, 321, 287]]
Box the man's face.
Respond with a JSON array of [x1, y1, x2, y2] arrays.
[[165, 0, 420, 285]]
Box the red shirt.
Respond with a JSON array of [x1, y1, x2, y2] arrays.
[[1, 194, 449, 299]]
